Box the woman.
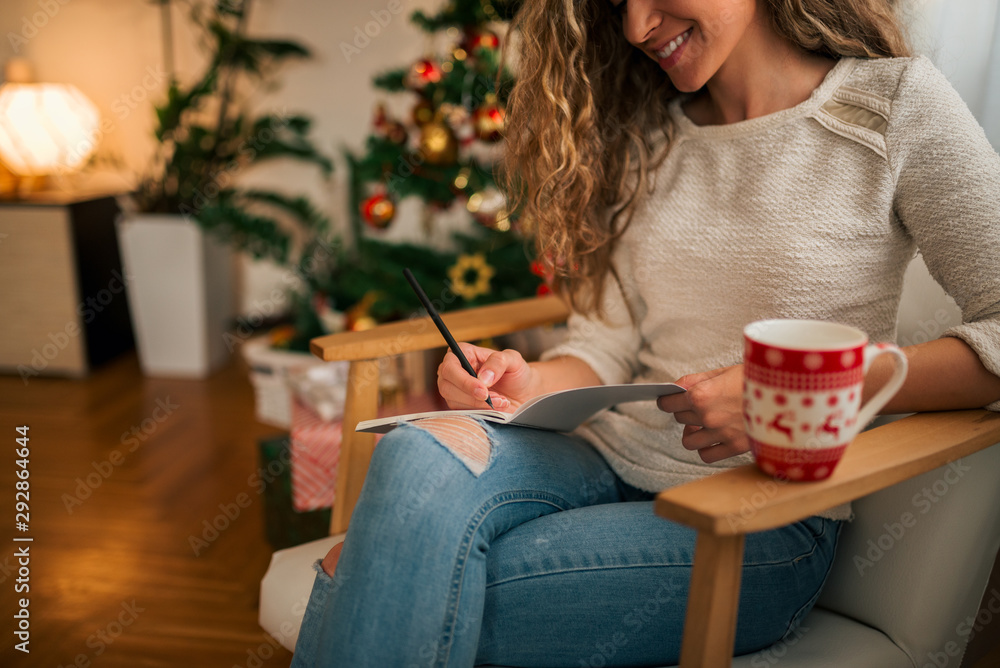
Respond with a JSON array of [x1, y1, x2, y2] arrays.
[[293, 1, 1000, 665]]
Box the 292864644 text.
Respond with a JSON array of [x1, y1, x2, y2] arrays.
[[14, 425, 31, 654]]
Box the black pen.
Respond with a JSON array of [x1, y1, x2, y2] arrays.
[[403, 268, 496, 409]]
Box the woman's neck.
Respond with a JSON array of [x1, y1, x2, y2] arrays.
[[683, 21, 837, 126]]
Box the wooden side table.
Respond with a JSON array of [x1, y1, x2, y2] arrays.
[[0, 192, 134, 378]]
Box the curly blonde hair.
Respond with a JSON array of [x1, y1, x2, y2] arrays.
[[502, 0, 911, 315]]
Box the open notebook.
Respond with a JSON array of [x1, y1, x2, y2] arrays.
[[355, 382, 685, 434]]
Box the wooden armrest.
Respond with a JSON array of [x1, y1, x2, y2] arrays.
[[310, 295, 569, 362], [655, 409, 1000, 535], [658, 409, 1000, 668]]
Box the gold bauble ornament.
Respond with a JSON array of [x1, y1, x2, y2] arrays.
[[419, 121, 459, 165], [466, 187, 509, 230], [412, 98, 435, 127]]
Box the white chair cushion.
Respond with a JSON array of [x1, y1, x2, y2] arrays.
[[729, 608, 911, 668], [259, 533, 345, 652]]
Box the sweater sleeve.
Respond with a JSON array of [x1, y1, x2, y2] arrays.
[[539, 272, 643, 386], [886, 56, 1000, 411]]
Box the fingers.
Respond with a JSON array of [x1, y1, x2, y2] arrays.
[[437, 346, 522, 410], [680, 425, 749, 463], [476, 348, 523, 385], [659, 365, 748, 463], [438, 376, 510, 410], [439, 345, 492, 395], [657, 392, 691, 413]]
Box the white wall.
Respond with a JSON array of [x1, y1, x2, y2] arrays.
[[904, 0, 1000, 148]]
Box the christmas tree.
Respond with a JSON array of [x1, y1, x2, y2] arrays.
[[272, 0, 546, 352]]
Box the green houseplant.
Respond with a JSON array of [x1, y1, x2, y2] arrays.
[[117, 0, 334, 377]]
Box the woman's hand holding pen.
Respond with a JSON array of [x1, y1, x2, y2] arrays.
[[656, 364, 750, 463], [437, 343, 536, 412]]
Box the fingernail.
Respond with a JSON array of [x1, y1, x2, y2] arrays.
[[474, 387, 489, 400], [481, 370, 495, 385]]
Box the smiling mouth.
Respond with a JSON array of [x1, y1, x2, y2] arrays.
[[654, 28, 693, 60]]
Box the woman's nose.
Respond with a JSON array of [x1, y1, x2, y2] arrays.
[[621, 0, 661, 46]]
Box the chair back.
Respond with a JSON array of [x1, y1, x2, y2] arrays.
[[817, 440, 1000, 667]]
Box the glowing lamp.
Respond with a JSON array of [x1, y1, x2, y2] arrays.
[[0, 59, 100, 177]]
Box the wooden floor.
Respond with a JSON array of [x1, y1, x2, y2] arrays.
[[0, 349, 294, 668], [1, 348, 998, 668]]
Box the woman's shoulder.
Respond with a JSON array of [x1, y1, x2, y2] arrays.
[[828, 55, 981, 152], [840, 55, 955, 107]]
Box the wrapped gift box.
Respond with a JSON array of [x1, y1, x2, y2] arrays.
[[289, 391, 444, 512]]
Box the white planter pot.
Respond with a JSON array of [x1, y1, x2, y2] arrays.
[[115, 213, 235, 378]]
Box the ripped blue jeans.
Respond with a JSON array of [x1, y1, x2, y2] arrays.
[[291, 420, 841, 668]]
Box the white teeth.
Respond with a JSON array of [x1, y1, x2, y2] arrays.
[[656, 29, 691, 60]]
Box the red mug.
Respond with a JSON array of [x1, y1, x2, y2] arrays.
[[743, 319, 908, 481]]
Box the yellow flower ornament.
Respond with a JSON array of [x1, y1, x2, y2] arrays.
[[448, 253, 495, 300]]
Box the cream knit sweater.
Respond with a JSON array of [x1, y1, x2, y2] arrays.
[[541, 57, 1000, 520]]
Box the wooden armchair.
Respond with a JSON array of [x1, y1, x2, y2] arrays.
[[260, 294, 1000, 667]]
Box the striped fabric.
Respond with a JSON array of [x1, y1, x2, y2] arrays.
[[290, 392, 444, 512], [291, 397, 343, 512]]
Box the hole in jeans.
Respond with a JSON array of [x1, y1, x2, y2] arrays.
[[412, 416, 493, 476]]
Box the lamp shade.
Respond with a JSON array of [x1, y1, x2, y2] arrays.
[[0, 83, 100, 176]]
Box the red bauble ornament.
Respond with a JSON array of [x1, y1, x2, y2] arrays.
[[406, 58, 443, 90], [361, 193, 396, 229], [463, 27, 500, 53], [472, 100, 505, 142]]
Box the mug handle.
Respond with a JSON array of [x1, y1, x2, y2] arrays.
[[854, 342, 909, 435]]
